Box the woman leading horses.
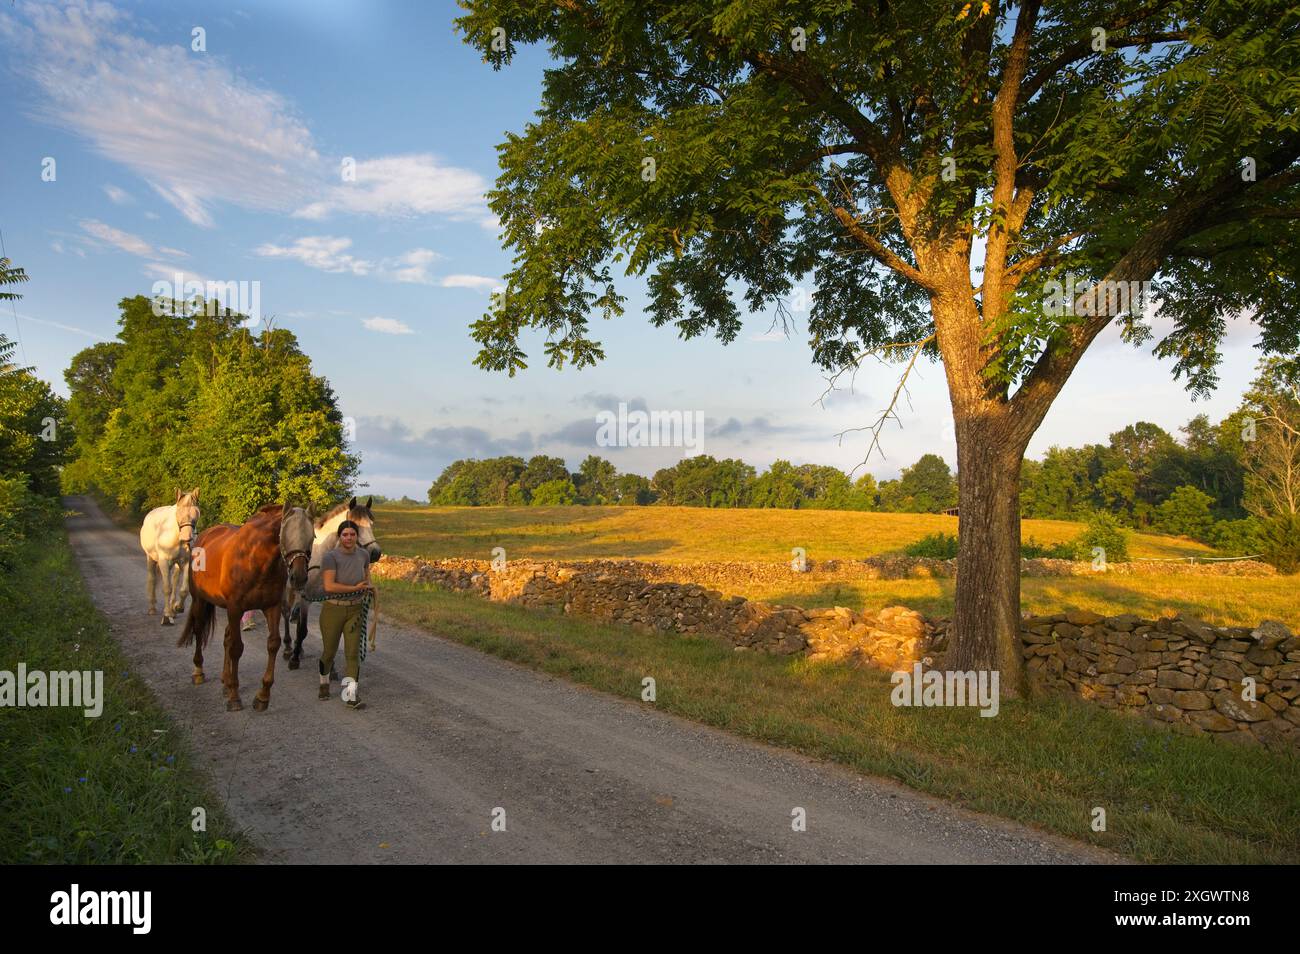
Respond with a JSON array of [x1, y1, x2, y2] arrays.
[[318, 519, 375, 709]]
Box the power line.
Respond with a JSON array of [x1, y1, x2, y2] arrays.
[[0, 226, 31, 367]]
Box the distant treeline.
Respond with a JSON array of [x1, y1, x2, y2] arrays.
[[424, 452, 955, 513]]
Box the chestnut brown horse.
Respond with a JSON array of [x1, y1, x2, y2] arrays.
[[178, 502, 314, 711]]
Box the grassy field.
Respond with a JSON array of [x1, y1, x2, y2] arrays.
[[381, 580, 1300, 864], [374, 504, 1297, 630], [373, 504, 1215, 563], [0, 512, 253, 863]]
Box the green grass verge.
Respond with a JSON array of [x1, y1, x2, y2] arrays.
[[383, 580, 1300, 865], [0, 514, 254, 863]]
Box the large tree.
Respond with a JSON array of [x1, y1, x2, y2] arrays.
[[457, 1, 1300, 694]]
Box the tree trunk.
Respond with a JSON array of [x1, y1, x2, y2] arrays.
[[950, 416, 1029, 698]]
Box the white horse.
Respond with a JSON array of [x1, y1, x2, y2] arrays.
[[282, 496, 382, 670], [140, 488, 201, 626]]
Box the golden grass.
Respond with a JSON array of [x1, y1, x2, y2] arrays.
[[375, 504, 1214, 563], [372, 504, 1295, 628]]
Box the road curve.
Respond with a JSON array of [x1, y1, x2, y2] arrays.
[[63, 495, 1118, 864]]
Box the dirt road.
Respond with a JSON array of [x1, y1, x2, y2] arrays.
[[64, 495, 1116, 864]]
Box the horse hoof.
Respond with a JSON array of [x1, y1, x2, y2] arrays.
[[252, 697, 269, 712], [192, 673, 205, 685], [161, 616, 174, 626], [147, 607, 157, 615], [287, 658, 299, 670], [226, 698, 243, 712]]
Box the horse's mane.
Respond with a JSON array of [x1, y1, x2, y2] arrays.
[[314, 499, 364, 528], [255, 504, 284, 515]]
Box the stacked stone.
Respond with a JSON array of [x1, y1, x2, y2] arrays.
[[1012, 611, 1298, 750]]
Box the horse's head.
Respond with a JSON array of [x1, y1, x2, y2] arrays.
[[174, 487, 200, 547], [346, 495, 382, 563], [279, 503, 314, 590]]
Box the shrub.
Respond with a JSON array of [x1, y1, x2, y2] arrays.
[[528, 478, 577, 506], [1072, 511, 1130, 563], [1020, 537, 1076, 559], [904, 532, 959, 559], [1259, 514, 1300, 574], [1208, 517, 1265, 557], [1155, 485, 1216, 540]]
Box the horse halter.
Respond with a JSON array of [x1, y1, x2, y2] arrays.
[[281, 546, 311, 572]]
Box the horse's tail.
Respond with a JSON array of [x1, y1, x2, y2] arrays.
[[177, 592, 215, 650]]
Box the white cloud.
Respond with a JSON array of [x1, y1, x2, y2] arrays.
[[255, 236, 373, 276], [363, 316, 414, 335], [295, 154, 489, 222], [440, 274, 500, 291], [80, 218, 155, 257], [103, 183, 131, 204], [3, 3, 496, 230], [385, 248, 441, 285], [3, 1, 321, 228]]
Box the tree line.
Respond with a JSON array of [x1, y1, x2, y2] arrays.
[[60, 294, 359, 523], [426, 451, 958, 512]]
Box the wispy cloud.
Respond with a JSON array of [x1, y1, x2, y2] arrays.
[[386, 248, 441, 285], [1, 1, 491, 230], [362, 316, 414, 335], [80, 219, 157, 257], [295, 154, 490, 224], [255, 236, 447, 284], [255, 236, 373, 276], [440, 274, 500, 291], [103, 183, 132, 204]]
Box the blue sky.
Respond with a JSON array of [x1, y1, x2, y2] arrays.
[[0, 0, 1269, 498]]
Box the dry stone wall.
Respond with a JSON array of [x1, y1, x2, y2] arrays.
[[372, 556, 1297, 751]]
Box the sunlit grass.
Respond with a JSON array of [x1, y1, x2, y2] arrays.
[[374, 504, 1213, 562]]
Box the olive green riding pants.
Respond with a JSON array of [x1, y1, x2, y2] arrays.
[[319, 601, 363, 681]]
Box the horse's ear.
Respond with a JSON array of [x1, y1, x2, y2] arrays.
[[190, 487, 200, 501], [349, 496, 357, 508], [365, 496, 372, 509], [175, 487, 181, 502]]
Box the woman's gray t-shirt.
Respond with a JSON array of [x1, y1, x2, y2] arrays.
[[322, 545, 370, 586]]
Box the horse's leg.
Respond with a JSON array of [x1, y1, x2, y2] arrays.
[[159, 557, 175, 626], [282, 587, 296, 662], [253, 605, 283, 711], [223, 608, 245, 711], [171, 559, 188, 617], [146, 556, 158, 615], [190, 595, 207, 684], [289, 600, 307, 669]]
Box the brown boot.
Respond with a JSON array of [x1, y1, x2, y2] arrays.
[[318, 683, 329, 700]]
